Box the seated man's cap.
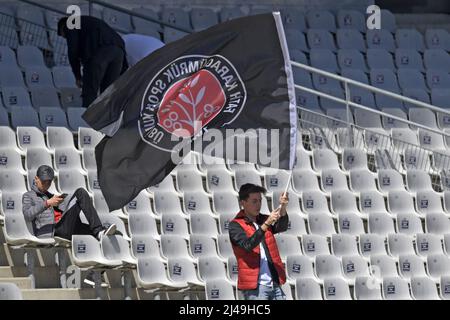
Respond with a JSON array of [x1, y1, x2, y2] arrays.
[[36, 165, 54, 181]]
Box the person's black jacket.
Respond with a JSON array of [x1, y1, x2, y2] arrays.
[[65, 16, 126, 80]]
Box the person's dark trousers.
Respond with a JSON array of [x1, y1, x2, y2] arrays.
[[54, 188, 104, 240], [82, 45, 125, 108]]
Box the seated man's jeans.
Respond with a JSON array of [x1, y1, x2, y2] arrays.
[[241, 284, 286, 300]]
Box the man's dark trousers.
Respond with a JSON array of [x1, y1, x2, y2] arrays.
[[82, 45, 125, 108], [54, 188, 104, 240]]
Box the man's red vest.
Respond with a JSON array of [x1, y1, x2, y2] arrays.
[[231, 211, 286, 290]]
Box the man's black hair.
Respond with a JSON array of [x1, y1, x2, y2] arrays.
[[57, 17, 69, 36], [238, 183, 267, 201]]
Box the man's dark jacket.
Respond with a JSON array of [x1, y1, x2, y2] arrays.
[[64, 16, 126, 80]]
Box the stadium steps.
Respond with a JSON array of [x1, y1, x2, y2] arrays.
[[21, 288, 97, 300], [0, 277, 33, 289], [135, 289, 206, 300], [396, 13, 450, 33], [0, 266, 18, 277], [0, 245, 9, 266], [0, 266, 61, 288], [22, 288, 205, 300]]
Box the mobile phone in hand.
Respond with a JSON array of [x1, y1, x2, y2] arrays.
[[60, 193, 68, 199]]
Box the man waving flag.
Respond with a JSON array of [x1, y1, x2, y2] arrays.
[[83, 13, 297, 211]]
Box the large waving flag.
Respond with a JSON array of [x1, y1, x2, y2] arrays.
[[83, 13, 297, 211]]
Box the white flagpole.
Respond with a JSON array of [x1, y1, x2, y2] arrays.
[[271, 169, 292, 225], [283, 170, 292, 195], [274, 170, 292, 210]]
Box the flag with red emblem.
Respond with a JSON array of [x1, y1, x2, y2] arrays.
[[83, 13, 297, 211]]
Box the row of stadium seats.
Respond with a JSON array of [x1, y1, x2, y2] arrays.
[[1, 126, 449, 194], [72, 232, 450, 286], [0, 45, 66, 69], [288, 28, 450, 53], [303, 127, 450, 157], [3, 10, 450, 138], [3, 171, 450, 238], [4, 195, 450, 299], [2, 6, 431, 60], [2, 272, 449, 300], [0, 107, 85, 130], [4, 217, 450, 300], [3, 166, 450, 227], [0, 6, 397, 34], [2, 147, 449, 195], [2, 166, 450, 219], [5, 150, 450, 205], [305, 49, 450, 73], [1, 3, 450, 300], [300, 127, 450, 177], [2, 124, 450, 171], [1, 125, 449, 190], [306, 108, 450, 131], [207, 275, 450, 300], [301, 133, 450, 182], [295, 68, 450, 110]]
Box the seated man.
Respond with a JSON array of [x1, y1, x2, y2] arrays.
[[22, 165, 116, 241]]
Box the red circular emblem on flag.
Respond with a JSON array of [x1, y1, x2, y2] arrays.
[[157, 70, 226, 138], [139, 55, 246, 152]]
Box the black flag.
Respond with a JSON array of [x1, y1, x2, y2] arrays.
[[83, 13, 297, 211]]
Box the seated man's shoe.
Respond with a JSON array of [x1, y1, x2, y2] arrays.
[[96, 223, 117, 241]]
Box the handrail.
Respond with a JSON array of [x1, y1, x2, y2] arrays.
[[0, 11, 53, 30], [87, 0, 193, 33], [16, 0, 67, 16], [290, 60, 450, 116], [297, 105, 350, 126], [16, 0, 194, 34], [0, 11, 61, 52], [297, 105, 450, 158], [295, 83, 450, 138], [298, 106, 450, 175]]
